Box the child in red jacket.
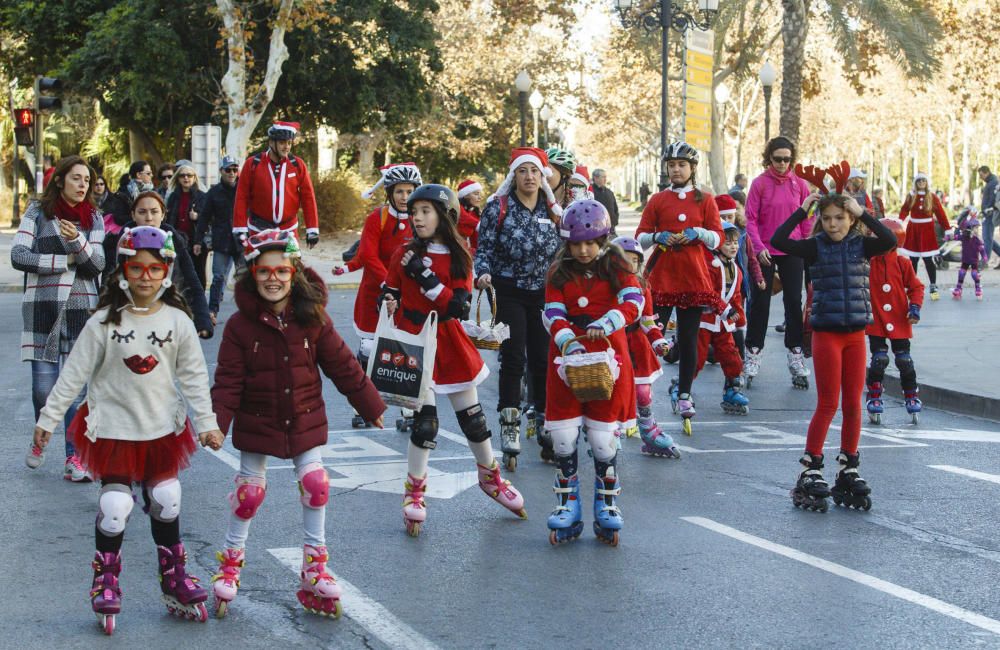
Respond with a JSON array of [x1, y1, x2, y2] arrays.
[[209, 230, 386, 620], [865, 218, 924, 425], [456, 179, 482, 256], [382, 185, 526, 537]]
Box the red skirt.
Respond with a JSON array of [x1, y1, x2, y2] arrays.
[[899, 220, 939, 257], [626, 328, 663, 385], [353, 274, 383, 337], [69, 403, 197, 483]]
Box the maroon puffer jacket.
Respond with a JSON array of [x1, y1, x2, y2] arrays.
[[211, 267, 385, 458]]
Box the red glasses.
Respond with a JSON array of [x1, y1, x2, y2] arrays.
[[124, 261, 169, 280], [252, 265, 296, 282]]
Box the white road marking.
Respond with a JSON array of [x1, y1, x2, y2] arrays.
[[898, 430, 1000, 443], [682, 517, 1000, 636], [675, 443, 924, 454], [929, 465, 1000, 486], [268, 547, 441, 650], [206, 446, 240, 470]]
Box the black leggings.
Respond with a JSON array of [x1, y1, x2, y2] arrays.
[[657, 306, 702, 394], [866, 336, 917, 391], [95, 480, 180, 553], [746, 255, 805, 351], [910, 256, 937, 285], [493, 280, 548, 412]]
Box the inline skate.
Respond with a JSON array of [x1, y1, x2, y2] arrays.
[[90, 550, 122, 635], [790, 453, 830, 512], [297, 544, 342, 618], [952, 286, 962, 300], [395, 408, 414, 433], [866, 382, 884, 425], [929, 284, 940, 301], [677, 392, 695, 436], [976, 286, 984, 301], [211, 547, 244, 618], [548, 471, 583, 545], [499, 407, 521, 471], [593, 461, 623, 547], [637, 406, 680, 458], [477, 461, 527, 519], [721, 376, 750, 415], [744, 347, 762, 388], [156, 542, 208, 622], [669, 377, 680, 413], [403, 473, 427, 537], [787, 347, 810, 390], [830, 451, 872, 511], [904, 388, 921, 425]]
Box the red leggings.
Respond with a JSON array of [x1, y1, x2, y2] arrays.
[[805, 330, 866, 456]]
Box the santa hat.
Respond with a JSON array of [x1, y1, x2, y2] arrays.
[[270, 121, 300, 137], [848, 168, 867, 180], [490, 147, 562, 216], [571, 165, 590, 187], [913, 171, 928, 184], [457, 179, 483, 199], [361, 162, 421, 200], [714, 193, 738, 216]]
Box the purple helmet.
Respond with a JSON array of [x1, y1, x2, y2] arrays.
[[612, 236, 643, 260], [117, 226, 177, 263], [559, 200, 611, 242]]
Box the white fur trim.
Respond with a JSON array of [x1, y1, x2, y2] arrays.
[[509, 153, 547, 177], [634, 367, 664, 385], [457, 182, 482, 199], [432, 364, 490, 394]]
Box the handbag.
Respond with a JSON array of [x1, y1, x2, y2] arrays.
[[366, 303, 438, 411]]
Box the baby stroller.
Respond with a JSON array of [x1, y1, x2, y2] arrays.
[[934, 207, 970, 269]]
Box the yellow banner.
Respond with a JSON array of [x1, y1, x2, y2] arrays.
[[687, 133, 712, 151], [685, 84, 712, 103], [685, 99, 711, 119], [686, 66, 712, 88], [686, 51, 713, 72], [685, 115, 711, 135]]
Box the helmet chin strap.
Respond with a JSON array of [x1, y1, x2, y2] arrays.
[[117, 280, 169, 312]]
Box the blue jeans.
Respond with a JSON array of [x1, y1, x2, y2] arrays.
[[31, 357, 86, 457], [208, 250, 241, 313], [982, 210, 1000, 260]]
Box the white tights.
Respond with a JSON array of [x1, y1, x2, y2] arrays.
[[407, 387, 494, 478]]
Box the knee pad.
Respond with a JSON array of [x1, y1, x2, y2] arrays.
[[894, 352, 915, 374], [869, 351, 889, 372], [97, 484, 134, 536], [548, 425, 580, 458], [358, 338, 374, 359], [297, 462, 330, 509], [147, 478, 182, 523], [410, 406, 438, 450], [229, 475, 267, 520], [585, 427, 618, 463], [635, 384, 652, 407], [456, 403, 491, 443]]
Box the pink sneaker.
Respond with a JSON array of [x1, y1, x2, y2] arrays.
[[25, 442, 45, 469], [64, 455, 91, 482]]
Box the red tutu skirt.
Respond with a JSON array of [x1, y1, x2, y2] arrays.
[[68, 403, 197, 483]]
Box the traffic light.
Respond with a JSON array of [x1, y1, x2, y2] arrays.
[[12, 108, 35, 146], [34, 76, 62, 112]]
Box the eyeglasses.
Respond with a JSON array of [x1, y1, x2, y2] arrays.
[[224, 167, 239, 173], [252, 265, 296, 282], [160, 174, 174, 181], [177, 173, 194, 179], [124, 261, 170, 280], [771, 156, 792, 164]]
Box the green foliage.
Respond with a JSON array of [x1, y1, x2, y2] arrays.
[[311, 168, 378, 232]]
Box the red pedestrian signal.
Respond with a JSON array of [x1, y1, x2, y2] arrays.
[[12, 108, 35, 146], [14, 108, 34, 128]]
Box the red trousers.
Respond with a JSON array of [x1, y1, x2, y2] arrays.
[[696, 328, 743, 379], [805, 330, 866, 456]]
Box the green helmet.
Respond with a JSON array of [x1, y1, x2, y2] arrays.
[[545, 146, 576, 174]]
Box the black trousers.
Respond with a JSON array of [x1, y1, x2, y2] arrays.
[[910, 256, 937, 285], [746, 254, 805, 351], [656, 306, 702, 394], [866, 336, 917, 390], [494, 279, 548, 412]]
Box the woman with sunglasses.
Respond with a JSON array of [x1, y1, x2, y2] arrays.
[[743, 136, 814, 390], [156, 164, 174, 198], [209, 229, 385, 619], [166, 163, 208, 289]]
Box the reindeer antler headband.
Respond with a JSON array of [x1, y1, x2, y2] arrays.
[[794, 160, 851, 195]]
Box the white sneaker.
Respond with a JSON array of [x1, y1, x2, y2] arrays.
[[64, 455, 91, 482], [744, 347, 763, 378], [25, 442, 45, 469]]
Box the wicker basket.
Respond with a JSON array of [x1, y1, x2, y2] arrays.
[[471, 286, 502, 350], [560, 335, 615, 403]]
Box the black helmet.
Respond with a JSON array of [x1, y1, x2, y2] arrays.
[[662, 141, 700, 165], [407, 184, 460, 223]]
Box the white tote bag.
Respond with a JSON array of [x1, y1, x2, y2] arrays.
[[366, 304, 438, 411]]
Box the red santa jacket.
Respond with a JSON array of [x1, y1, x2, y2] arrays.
[[233, 151, 319, 235], [866, 249, 924, 339], [457, 206, 480, 257], [700, 250, 745, 332]]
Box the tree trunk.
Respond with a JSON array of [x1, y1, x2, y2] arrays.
[[357, 133, 377, 177], [217, 0, 295, 160], [947, 117, 956, 204], [779, 0, 808, 143]]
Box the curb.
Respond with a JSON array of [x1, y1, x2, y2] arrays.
[[883, 370, 1000, 422]]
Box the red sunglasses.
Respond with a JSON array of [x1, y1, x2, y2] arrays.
[[252, 265, 296, 282], [124, 261, 169, 280]]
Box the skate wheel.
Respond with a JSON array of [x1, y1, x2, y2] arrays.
[[861, 496, 872, 511], [215, 598, 229, 619], [745, 376, 753, 388], [515, 508, 528, 520], [405, 520, 421, 537], [670, 446, 681, 459], [682, 419, 692, 436], [870, 413, 881, 425], [549, 530, 559, 546], [195, 603, 208, 622], [504, 454, 517, 472], [332, 600, 343, 619], [911, 413, 919, 425]]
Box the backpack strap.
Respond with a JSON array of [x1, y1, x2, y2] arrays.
[[380, 205, 390, 229]]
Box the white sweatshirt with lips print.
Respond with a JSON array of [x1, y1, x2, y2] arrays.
[[36, 305, 218, 442]]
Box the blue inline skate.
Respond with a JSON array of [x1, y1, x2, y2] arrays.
[[904, 388, 921, 425], [637, 406, 680, 458], [866, 382, 884, 425], [721, 376, 750, 415], [593, 461, 623, 547], [548, 472, 584, 545]]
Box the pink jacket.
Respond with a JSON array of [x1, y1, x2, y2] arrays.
[[745, 168, 812, 256]]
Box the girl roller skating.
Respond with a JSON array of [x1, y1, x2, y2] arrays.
[[772, 162, 896, 512], [542, 200, 642, 547], [635, 142, 725, 436], [865, 218, 925, 426], [950, 209, 987, 301], [209, 230, 386, 619], [612, 235, 679, 458], [32, 226, 224, 634], [898, 172, 949, 300], [696, 222, 750, 416], [716, 193, 766, 357], [383, 184, 527, 537], [334, 163, 422, 429]]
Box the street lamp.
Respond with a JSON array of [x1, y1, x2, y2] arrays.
[[614, 0, 720, 190], [758, 61, 777, 144], [529, 89, 544, 148], [515, 70, 531, 147], [540, 105, 552, 147]]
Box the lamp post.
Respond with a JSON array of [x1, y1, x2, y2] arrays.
[[758, 61, 777, 144], [539, 106, 552, 147], [614, 0, 719, 190], [515, 70, 531, 147], [529, 90, 544, 148]]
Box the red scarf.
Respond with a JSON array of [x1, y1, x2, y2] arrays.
[[54, 196, 94, 230]]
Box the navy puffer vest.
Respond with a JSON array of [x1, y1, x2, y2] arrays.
[[809, 232, 872, 331]]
